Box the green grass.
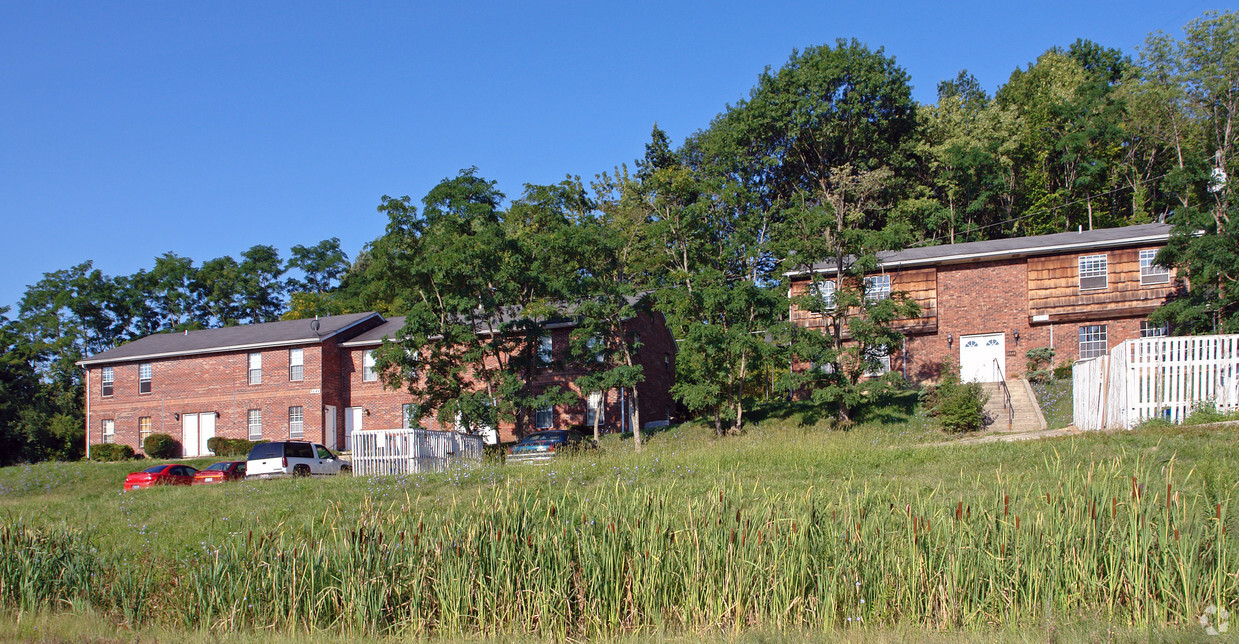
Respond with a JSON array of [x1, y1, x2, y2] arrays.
[[2, 395, 1238, 639], [1029, 377, 1073, 429]]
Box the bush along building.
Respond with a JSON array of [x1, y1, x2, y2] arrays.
[[78, 310, 676, 457], [787, 223, 1179, 384]]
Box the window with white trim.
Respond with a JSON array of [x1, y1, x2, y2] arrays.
[[864, 274, 891, 303], [535, 406, 553, 429], [863, 349, 890, 376], [811, 279, 836, 310], [138, 363, 152, 394], [1139, 249, 1170, 285], [289, 348, 304, 381], [1079, 325, 1108, 359], [288, 406, 304, 439], [247, 409, 262, 440], [362, 350, 377, 382], [101, 367, 114, 397], [1140, 321, 1169, 338], [101, 419, 115, 444], [138, 417, 151, 447], [587, 337, 605, 363], [538, 336, 553, 366], [402, 403, 418, 429], [586, 392, 604, 427], [248, 353, 262, 385], [1078, 255, 1108, 291]]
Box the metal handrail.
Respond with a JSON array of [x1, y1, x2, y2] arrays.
[[993, 358, 1014, 430]]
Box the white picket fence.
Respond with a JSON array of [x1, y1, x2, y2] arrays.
[[1073, 334, 1239, 430], [350, 428, 485, 475]]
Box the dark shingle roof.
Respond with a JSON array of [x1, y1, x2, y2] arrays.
[[78, 312, 382, 366], [340, 316, 406, 347], [790, 223, 1174, 275]]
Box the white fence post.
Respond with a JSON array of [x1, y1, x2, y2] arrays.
[[1073, 333, 1239, 430]]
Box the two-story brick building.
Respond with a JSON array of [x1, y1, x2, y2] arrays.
[[787, 223, 1179, 383], [79, 309, 677, 456]]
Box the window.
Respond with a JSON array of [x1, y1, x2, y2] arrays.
[[1079, 325, 1108, 359], [1141, 321, 1169, 338], [863, 350, 891, 376], [101, 367, 114, 397], [586, 392, 604, 427], [538, 336, 553, 366], [811, 279, 837, 310], [138, 417, 152, 447], [864, 274, 891, 303], [138, 363, 152, 394], [101, 419, 115, 443], [402, 403, 418, 429], [535, 406, 553, 429], [362, 350, 377, 382], [288, 406, 304, 439], [1140, 249, 1170, 285], [248, 352, 262, 385], [247, 409, 263, 440], [1079, 254, 1108, 291], [587, 337, 605, 363], [289, 348, 304, 381]]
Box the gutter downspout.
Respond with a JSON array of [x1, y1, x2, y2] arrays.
[[84, 368, 90, 460]]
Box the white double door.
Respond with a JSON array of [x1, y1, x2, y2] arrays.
[[181, 412, 216, 457], [959, 333, 1006, 383]]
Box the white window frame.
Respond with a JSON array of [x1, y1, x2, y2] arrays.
[[101, 367, 114, 397], [1140, 321, 1169, 338], [362, 350, 377, 382], [812, 279, 837, 310], [138, 363, 152, 394], [863, 349, 891, 377], [864, 274, 891, 303], [247, 409, 263, 440], [538, 336, 553, 366], [1139, 249, 1170, 285], [102, 418, 115, 443], [138, 416, 152, 447], [402, 403, 417, 429], [288, 406, 304, 439], [1078, 254, 1108, 291], [535, 406, 553, 429], [248, 352, 262, 385], [1079, 325, 1108, 359], [289, 348, 304, 381], [587, 337, 605, 363], [586, 392, 604, 427]]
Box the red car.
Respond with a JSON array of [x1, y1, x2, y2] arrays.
[[192, 461, 247, 485], [123, 464, 198, 491]]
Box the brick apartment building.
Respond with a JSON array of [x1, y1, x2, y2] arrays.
[[787, 223, 1179, 383], [79, 309, 676, 456]]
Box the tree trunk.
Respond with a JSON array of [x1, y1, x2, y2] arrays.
[[629, 386, 642, 452], [592, 389, 603, 444], [714, 405, 724, 438]]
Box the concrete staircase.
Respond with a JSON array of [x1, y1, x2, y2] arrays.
[[979, 379, 1047, 434]]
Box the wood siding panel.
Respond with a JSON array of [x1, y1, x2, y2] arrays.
[[789, 268, 937, 334], [1028, 246, 1175, 321]]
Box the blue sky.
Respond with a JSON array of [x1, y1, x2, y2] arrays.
[[0, 0, 1229, 312]]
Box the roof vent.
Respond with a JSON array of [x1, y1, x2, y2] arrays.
[[310, 319, 320, 333]]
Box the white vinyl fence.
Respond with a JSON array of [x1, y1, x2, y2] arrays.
[[1073, 334, 1239, 430], [351, 428, 485, 475]]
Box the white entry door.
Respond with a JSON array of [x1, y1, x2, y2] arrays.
[[324, 405, 337, 450], [182, 413, 200, 457], [345, 407, 362, 451], [198, 412, 215, 456], [959, 333, 1006, 383]]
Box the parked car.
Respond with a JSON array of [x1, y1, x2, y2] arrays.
[[507, 430, 593, 465], [192, 460, 247, 485], [123, 464, 198, 491], [245, 441, 351, 479]]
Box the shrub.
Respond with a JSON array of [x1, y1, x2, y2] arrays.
[[1025, 347, 1055, 383], [207, 437, 264, 457], [1053, 363, 1073, 380], [89, 443, 135, 461], [925, 361, 989, 433], [143, 433, 179, 459]]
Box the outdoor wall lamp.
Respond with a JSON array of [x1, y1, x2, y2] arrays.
[[947, 332, 953, 347], [1013, 329, 1021, 343], [173, 413, 179, 420], [364, 409, 371, 416], [215, 411, 221, 418]]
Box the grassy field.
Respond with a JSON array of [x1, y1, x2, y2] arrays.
[[2, 394, 1238, 641]]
